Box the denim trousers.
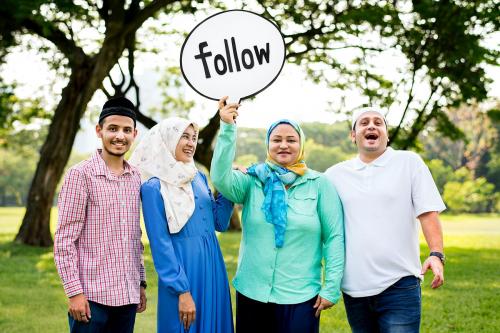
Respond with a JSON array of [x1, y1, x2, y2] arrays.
[[68, 301, 137, 333], [343, 276, 421, 333]]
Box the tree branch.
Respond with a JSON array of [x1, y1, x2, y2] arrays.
[[399, 81, 441, 149], [391, 66, 417, 141], [135, 108, 157, 129], [195, 111, 221, 170], [287, 45, 384, 59], [123, 0, 178, 36], [21, 18, 85, 65], [97, 0, 110, 20], [100, 84, 112, 98], [284, 26, 328, 44]]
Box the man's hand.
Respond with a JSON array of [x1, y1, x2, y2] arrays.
[[179, 292, 196, 330], [421, 255, 444, 289], [313, 295, 334, 318], [137, 286, 147, 313], [218, 96, 240, 124], [68, 293, 91, 323]]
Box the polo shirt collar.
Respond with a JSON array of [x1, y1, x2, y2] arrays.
[[91, 149, 133, 177], [353, 147, 395, 170]]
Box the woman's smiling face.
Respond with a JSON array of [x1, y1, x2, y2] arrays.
[[175, 125, 197, 163], [268, 124, 301, 167]]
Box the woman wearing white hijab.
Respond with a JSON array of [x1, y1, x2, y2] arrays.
[[130, 117, 234, 333]]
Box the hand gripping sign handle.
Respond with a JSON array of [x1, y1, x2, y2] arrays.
[[218, 97, 240, 123]]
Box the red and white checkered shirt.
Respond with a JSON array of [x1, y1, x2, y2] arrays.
[[54, 150, 145, 306]]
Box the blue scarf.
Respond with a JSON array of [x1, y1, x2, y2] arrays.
[[247, 162, 298, 248]]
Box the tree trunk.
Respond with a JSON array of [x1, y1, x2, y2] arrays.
[[15, 36, 128, 246], [229, 209, 241, 231], [195, 111, 220, 168], [15, 62, 96, 246]]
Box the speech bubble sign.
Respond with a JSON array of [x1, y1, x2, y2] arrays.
[[180, 10, 286, 103]]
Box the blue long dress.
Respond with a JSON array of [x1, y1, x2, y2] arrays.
[[141, 172, 234, 333]]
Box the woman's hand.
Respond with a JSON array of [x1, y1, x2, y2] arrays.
[[232, 164, 248, 173], [313, 295, 334, 317], [218, 96, 240, 124], [179, 292, 196, 330]]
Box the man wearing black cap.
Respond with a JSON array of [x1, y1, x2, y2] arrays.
[[54, 96, 147, 332]]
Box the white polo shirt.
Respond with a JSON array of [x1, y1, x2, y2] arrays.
[[325, 147, 445, 297]]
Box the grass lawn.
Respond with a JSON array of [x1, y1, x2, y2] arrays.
[[1, 208, 499, 332]]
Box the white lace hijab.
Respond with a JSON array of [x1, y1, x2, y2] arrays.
[[130, 117, 199, 233]]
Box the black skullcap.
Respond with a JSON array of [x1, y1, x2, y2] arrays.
[[99, 96, 137, 126]]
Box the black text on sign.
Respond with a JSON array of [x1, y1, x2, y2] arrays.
[[194, 37, 270, 78]]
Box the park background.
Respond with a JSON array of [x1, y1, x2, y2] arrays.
[[0, 0, 499, 332]]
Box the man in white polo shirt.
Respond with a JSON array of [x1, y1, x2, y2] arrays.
[[325, 108, 445, 333]]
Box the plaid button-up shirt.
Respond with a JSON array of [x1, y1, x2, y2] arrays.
[[54, 150, 145, 306]]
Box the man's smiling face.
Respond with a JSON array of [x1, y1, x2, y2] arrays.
[[351, 111, 388, 158]]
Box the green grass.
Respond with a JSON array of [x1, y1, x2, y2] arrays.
[[1, 209, 499, 332]]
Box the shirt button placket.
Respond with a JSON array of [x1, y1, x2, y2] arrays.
[[268, 248, 279, 298], [119, 179, 129, 302]]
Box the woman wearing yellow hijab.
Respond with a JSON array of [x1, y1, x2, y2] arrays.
[[211, 97, 345, 333]]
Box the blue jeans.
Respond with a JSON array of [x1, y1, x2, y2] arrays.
[[68, 301, 137, 333], [343, 276, 421, 333]]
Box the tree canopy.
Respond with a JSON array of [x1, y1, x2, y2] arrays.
[[1, 0, 498, 245]]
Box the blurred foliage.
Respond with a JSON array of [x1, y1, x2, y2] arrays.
[[148, 66, 195, 119], [304, 139, 349, 172], [486, 153, 500, 190], [301, 122, 355, 154], [0, 84, 50, 146], [420, 103, 498, 171], [0, 126, 47, 205], [0, 87, 50, 206], [426, 159, 453, 195], [485, 107, 500, 190], [0, 128, 89, 206], [235, 154, 258, 167], [444, 175, 498, 214], [421, 102, 499, 213], [235, 127, 267, 162], [0, 149, 37, 205], [421, 102, 499, 194]]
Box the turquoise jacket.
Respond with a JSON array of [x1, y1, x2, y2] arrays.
[[210, 122, 345, 304]]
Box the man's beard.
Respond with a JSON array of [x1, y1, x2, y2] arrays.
[[103, 142, 128, 157]]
